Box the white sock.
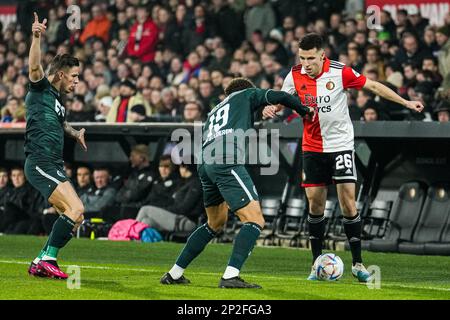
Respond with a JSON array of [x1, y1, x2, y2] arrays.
[[32, 258, 41, 264], [169, 264, 185, 280], [223, 266, 240, 279], [41, 255, 57, 261]]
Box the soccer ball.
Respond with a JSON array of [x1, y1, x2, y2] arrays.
[[314, 253, 344, 281]]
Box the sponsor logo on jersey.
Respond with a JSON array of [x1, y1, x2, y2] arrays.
[[56, 170, 65, 178], [326, 81, 335, 90], [304, 94, 331, 106]]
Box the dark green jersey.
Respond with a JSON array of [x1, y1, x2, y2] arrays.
[[24, 77, 66, 161], [201, 88, 271, 164], [201, 88, 308, 164]]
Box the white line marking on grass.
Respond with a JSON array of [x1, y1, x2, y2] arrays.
[[1, 260, 449, 292]]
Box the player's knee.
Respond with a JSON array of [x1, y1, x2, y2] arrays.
[[69, 203, 85, 223], [254, 216, 265, 230], [208, 215, 227, 232], [309, 202, 325, 215], [341, 203, 356, 216]]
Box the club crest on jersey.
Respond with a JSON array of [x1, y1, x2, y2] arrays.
[[54, 100, 65, 117], [326, 81, 335, 90]]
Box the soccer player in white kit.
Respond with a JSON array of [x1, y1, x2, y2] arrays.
[[263, 33, 424, 282]]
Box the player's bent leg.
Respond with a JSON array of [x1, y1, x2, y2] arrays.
[[219, 200, 263, 289], [36, 182, 84, 279], [161, 202, 229, 285], [336, 183, 371, 282]]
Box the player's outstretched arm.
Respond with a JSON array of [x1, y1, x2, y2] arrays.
[[63, 121, 87, 152], [263, 90, 314, 119], [363, 79, 424, 113], [29, 12, 47, 82]]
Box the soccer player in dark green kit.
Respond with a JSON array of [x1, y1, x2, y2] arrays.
[[25, 13, 87, 279], [160, 78, 313, 288]]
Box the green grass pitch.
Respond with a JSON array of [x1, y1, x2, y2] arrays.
[[0, 235, 449, 300]]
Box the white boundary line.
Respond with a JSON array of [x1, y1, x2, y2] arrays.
[[1, 260, 449, 293]]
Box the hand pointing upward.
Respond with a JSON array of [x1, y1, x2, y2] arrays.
[[32, 12, 47, 38]]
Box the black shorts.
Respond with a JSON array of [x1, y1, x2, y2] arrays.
[[301, 150, 357, 187]]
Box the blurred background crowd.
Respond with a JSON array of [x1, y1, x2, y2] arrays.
[[0, 0, 448, 125]]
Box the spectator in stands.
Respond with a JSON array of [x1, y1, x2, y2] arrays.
[[126, 5, 159, 63], [211, 0, 244, 50], [363, 106, 379, 122], [436, 25, 450, 90], [183, 100, 204, 122], [81, 167, 117, 218], [422, 56, 443, 89], [95, 96, 113, 122], [434, 100, 450, 123], [136, 155, 178, 208], [159, 87, 181, 118], [167, 56, 186, 86], [111, 144, 156, 221], [79, 5, 111, 45], [136, 161, 203, 234], [198, 81, 220, 111], [408, 6, 430, 39], [106, 78, 151, 123], [129, 104, 151, 123], [0, 167, 11, 233], [1, 167, 44, 235], [244, 0, 276, 41], [394, 32, 431, 68], [364, 45, 386, 81], [1, 97, 25, 123]]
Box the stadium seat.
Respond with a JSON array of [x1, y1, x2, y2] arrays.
[[369, 181, 427, 253], [423, 219, 450, 255], [399, 184, 450, 255], [360, 200, 392, 250], [260, 198, 281, 245], [273, 198, 307, 247]]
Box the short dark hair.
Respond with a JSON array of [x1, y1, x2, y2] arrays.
[[48, 54, 79, 75], [0, 167, 8, 174], [93, 166, 110, 174], [299, 33, 324, 51], [224, 77, 255, 96]]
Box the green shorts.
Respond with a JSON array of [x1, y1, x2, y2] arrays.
[[24, 156, 69, 201], [197, 164, 259, 212]]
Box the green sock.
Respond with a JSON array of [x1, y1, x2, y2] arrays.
[[228, 222, 261, 270], [37, 238, 50, 259], [175, 223, 216, 268], [44, 215, 76, 260]]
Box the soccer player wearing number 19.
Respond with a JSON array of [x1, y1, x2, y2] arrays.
[[161, 78, 313, 288], [264, 33, 424, 282], [25, 13, 87, 279]]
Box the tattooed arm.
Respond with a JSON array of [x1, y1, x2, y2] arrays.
[[63, 121, 87, 151]]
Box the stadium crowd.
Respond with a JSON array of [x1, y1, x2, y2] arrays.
[[0, 0, 450, 236]]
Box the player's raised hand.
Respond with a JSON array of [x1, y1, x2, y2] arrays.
[[77, 128, 87, 152], [32, 12, 47, 38], [405, 100, 425, 113]]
